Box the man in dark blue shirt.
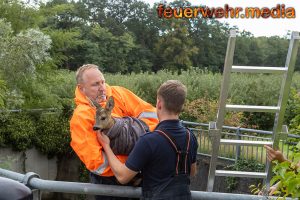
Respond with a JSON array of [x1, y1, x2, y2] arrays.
[[97, 80, 198, 200]]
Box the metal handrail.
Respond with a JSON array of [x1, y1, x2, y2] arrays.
[[0, 168, 290, 200], [181, 120, 300, 139]]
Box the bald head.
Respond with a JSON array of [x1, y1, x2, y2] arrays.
[[76, 64, 106, 101], [76, 64, 104, 84]]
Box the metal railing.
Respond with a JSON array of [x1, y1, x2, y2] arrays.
[[181, 121, 300, 164], [0, 168, 290, 200]]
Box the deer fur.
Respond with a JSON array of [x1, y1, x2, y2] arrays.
[[91, 96, 148, 155]]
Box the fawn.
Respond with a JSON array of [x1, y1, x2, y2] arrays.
[[91, 96, 149, 155]]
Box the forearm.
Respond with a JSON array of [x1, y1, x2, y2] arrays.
[[102, 145, 125, 180], [102, 145, 134, 184]]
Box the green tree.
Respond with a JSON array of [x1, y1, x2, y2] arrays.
[[154, 20, 198, 71], [84, 24, 136, 73], [0, 0, 41, 33], [0, 20, 53, 108]]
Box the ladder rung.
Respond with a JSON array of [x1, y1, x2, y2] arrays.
[[226, 105, 280, 113], [232, 66, 287, 74], [220, 139, 272, 146], [215, 170, 267, 178]]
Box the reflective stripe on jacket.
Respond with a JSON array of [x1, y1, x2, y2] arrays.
[[70, 84, 158, 177]]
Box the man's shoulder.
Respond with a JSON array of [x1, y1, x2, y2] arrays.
[[71, 104, 94, 121], [110, 85, 128, 92], [139, 131, 161, 141], [73, 104, 93, 114], [110, 86, 136, 96]]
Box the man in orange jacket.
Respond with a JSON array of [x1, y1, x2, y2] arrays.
[[70, 64, 158, 200]]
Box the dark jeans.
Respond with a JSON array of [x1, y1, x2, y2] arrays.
[[90, 173, 140, 200]]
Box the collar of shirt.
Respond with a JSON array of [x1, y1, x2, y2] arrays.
[[155, 119, 182, 130]]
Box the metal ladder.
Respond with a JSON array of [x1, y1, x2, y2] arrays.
[[206, 30, 300, 192]]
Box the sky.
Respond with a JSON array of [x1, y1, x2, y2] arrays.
[[143, 0, 300, 37]]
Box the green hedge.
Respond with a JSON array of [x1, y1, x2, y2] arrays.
[[0, 110, 72, 157], [1, 70, 299, 155]]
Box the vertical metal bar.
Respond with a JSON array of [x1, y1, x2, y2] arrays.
[[251, 137, 254, 159], [203, 130, 206, 153], [199, 129, 202, 153], [261, 138, 265, 164], [265, 31, 300, 193], [207, 30, 237, 192], [256, 138, 259, 161], [32, 189, 41, 200], [246, 141, 249, 160], [207, 122, 221, 192], [235, 128, 241, 163]]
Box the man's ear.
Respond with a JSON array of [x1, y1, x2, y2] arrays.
[[106, 96, 115, 111], [156, 97, 162, 110], [78, 84, 85, 93]]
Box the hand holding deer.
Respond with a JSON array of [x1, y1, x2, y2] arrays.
[[96, 131, 110, 149], [92, 96, 149, 155]]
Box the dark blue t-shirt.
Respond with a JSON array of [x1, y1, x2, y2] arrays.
[[125, 119, 198, 192]]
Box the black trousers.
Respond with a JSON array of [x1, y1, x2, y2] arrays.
[[90, 173, 140, 200]]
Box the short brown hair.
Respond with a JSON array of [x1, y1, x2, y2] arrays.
[[157, 80, 187, 114], [76, 64, 104, 84]]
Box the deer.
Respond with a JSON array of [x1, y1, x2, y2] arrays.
[[91, 96, 149, 155]]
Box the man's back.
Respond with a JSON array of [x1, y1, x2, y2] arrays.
[[125, 119, 198, 197]]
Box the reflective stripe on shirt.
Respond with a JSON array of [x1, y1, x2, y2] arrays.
[[138, 112, 158, 119], [91, 151, 109, 175]]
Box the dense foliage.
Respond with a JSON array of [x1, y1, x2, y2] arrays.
[[270, 142, 300, 198], [0, 0, 299, 194]]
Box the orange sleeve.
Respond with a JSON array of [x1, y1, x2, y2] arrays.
[[116, 87, 159, 131], [70, 106, 127, 176]]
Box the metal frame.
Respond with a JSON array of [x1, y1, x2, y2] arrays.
[[206, 30, 300, 192], [207, 30, 236, 192], [0, 168, 292, 200], [265, 31, 300, 191]]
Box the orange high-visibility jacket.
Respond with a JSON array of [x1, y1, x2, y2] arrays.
[[70, 84, 158, 177]]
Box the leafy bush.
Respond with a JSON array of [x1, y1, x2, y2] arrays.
[[287, 89, 300, 135], [183, 97, 244, 127], [1, 113, 36, 151], [269, 142, 300, 199], [34, 112, 71, 157], [0, 110, 71, 156], [225, 159, 265, 192]]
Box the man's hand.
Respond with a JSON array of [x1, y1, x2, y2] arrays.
[[264, 145, 286, 163], [97, 131, 110, 148], [258, 184, 279, 196]]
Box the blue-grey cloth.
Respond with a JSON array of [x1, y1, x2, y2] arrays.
[[106, 117, 148, 155]]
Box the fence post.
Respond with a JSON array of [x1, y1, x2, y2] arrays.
[[235, 127, 241, 163], [32, 189, 41, 200]]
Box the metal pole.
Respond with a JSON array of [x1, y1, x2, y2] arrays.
[[265, 31, 300, 193], [235, 127, 241, 163], [0, 168, 293, 200]]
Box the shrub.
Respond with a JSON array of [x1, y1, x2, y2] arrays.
[[183, 97, 244, 127], [3, 113, 36, 151], [34, 112, 71, 157], [287, 89, 300, 136], [225, 159, 265, 192], [269, 142, 300, 199]]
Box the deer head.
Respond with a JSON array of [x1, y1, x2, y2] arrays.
[[92, 96, 115, 131]]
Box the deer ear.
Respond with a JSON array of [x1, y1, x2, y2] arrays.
[[106, 96, 115, 111]]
